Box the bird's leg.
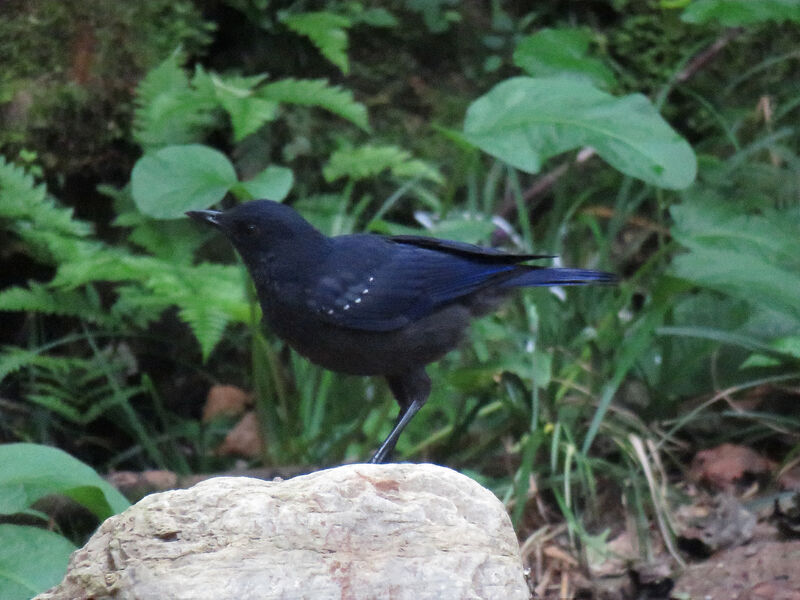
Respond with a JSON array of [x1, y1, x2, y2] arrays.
[[368, 369, 431, 464]]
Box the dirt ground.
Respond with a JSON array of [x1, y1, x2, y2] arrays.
[[674, 538, 800, 600]]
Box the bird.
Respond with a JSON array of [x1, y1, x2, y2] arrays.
[[187, 200, 616, 464]]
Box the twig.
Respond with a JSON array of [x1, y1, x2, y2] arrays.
[[675, 27, 744, 83], [581, 205, 671, 235], [498, 149, 594, 221]]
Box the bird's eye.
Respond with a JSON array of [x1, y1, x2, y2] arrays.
[[237, 222, 259, 237]]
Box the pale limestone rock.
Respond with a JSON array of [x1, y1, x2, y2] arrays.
[[36, 463, 529, 600]]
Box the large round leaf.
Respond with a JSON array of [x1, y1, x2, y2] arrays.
[[513, 28, 616, 89], [132, 144, 238, 219], [0, 525, 76, 600], [0, 443, 129, 519], [464, 76, 697, 189], [236, 165, 294, 201], [681, 0, 800, 26]]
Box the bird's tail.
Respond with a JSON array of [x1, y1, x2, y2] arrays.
[[502, 267, 618, 287]]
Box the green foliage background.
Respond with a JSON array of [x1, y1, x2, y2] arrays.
[[1, 1, 799, 596]]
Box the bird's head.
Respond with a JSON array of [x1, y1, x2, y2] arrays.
[[187, 199, 326, 267]]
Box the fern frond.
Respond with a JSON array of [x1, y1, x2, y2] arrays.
[[124, 214, 205, 264], [28, 390, 135, 425], [193, 67, 278, 142], [147, 262, 250, 321], [283, 11, 352, 74], [49, 247, 161, 288], [25, 393, 88, 424], [178, 304, 231, 362], [133, 50, 217, 149], [0, 347, 40, 383], [259, 78, 370, 131], [120, 260, 249, 359], [0, 347, 88, 384], [111, 285, 173, 329], [45, 246, 249, 358], [167, 263, 250, 360], [0, 156, 92, 237], [0, 283, 107, 324], [15, 229, 106, 268], [10, 351, 139, 424], [323, 144, 443, 184]]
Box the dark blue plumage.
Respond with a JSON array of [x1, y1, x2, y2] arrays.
[[188, 199, 616, 463]]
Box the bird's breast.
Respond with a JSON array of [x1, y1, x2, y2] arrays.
[[258, 292, 473, 376]]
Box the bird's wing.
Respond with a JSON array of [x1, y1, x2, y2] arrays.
[[388, 235, 553, 262], [305, 236, 526, 332]]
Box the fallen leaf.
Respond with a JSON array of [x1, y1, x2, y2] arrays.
[[217, 411, 263, 458], [202, 384, 251, 422], [778, 464, 800, 491], [690, 444, 775, 492], [588, 530, 637, 577]]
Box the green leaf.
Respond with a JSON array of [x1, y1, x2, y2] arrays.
[[131, 144, 238, 219], [227, 96, 279, 141], [133, 51, 216, 149], [464, 77, 697, 189], [673, 248, 800, 323], [420, 213, 497, 243], [0, 443, 129, 519], [283, 11, 352, 74], [27, 389, 138, 427], [324, 144, 443, 183], [681, 0, 800, 25], [151, 262, 250, 359], [45, 243, 249, 359], [0, 347, 42, 383], [0, 156, 91, 238], [353, 7, 398, 27], [406, 0, 460, 33], [0, 348, 92, 385], [740, 354, 782, 369], [0, 524, 76, 600], [513, 28, 616, 88], [0, 283, 104, 323], [740, 335, 800, 369], [235, 166, 294, 201], [51, 250, 162, 289], [671, 196, 800, 324], [292, 194, 355, 235], [377, 212, 497, 243], [124, 216, 206, 264], [772, 336, 800, 359], [179, 304, 231, 362], [259, 78, 370, 131], [497, 350, 552, 389], [193, 68, 278, 141]]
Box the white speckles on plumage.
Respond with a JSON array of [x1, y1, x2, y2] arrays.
[[362, 289, 369, 294], [355, 298, 361, 304], [344, 304, 350, 310]]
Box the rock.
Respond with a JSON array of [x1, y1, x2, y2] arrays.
[[36, 463, 529, 600], [676, 493, 756, 556]]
